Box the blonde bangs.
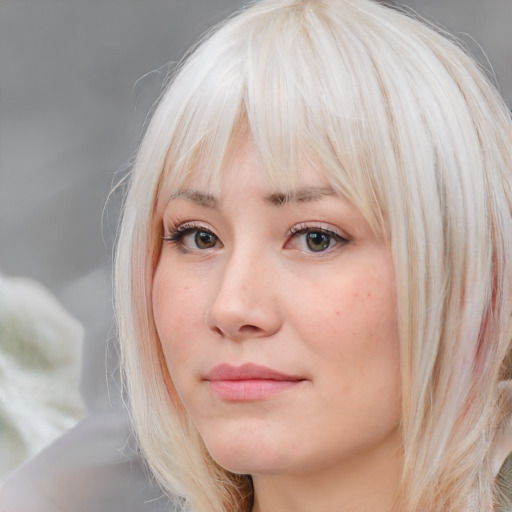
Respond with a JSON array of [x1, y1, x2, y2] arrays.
[[155, 0, 401, 238]]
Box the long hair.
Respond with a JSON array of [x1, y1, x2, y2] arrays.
[[115, 1, 512, 510]]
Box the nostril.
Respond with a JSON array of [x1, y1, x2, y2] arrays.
[[212, 324, 261, 338], [239, 325, 261, 335]]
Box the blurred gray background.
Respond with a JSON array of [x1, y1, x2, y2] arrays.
[[0, 0, 511, 413]]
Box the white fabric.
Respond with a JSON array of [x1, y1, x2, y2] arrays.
[[0, 275, 84, 481], [0, 412, 174, 512], [0, 274, 174, 511]]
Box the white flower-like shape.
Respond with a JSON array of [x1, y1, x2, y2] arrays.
[[0, 274, 84, 481]]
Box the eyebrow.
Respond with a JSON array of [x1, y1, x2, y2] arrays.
[[266, 187, 335, 206], [166, 186, 335, 208], [167, 189, 218, 208]]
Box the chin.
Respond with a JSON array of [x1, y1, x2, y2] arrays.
[[201, 428, 292, 475]]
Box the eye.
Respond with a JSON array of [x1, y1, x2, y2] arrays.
[[304, 231, 332, 252], [189, 230, 219, 249], [163, 223, 221, 251], [288, 225, 348, 254]]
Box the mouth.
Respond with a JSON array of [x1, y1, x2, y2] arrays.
[[204, 363, 306, 401]]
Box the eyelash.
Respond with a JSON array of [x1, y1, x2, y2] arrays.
[[162, 221, 349, 253], [162, 222, 218, 246], [288, 223, 349, 252], [163, 222, 208, 241]]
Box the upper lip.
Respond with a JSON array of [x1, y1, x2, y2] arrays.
[[204, 363, 304, 382]]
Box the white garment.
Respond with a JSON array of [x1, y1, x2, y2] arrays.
[[0, 411, 174, 512], [0, 275, 173, 511], [0, 274, 84, 481]]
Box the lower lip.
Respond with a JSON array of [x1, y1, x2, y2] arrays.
[[208, 379, 302, 401]]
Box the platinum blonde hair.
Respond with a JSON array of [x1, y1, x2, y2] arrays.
[[115, 0, 512, 510]]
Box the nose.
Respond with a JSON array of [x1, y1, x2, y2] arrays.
[[205, 248, 282, 341]]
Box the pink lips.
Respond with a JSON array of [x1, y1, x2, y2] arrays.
[[204, 363, 305, 401]]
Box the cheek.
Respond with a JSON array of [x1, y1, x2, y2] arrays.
[[152, 261, 206, 371], [345, 274, 398, 374], [291, 267, 398, 350], [288, 257, 400, 401], [341, 274, 400, 412], [345, 275, 398, 349]]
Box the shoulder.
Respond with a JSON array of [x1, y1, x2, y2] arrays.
[[493, 382, 512, 511], [495, 452, 512, 512]]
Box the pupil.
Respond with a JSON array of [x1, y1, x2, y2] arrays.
[[306, 232, 330, 252], [195, 231, 215, 249]]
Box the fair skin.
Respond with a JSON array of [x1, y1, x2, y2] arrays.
[[152, 140, 402, 512]]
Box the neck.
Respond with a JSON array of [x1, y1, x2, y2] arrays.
[[251, 430, 401, 512]]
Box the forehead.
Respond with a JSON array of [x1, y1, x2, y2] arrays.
[[156, 131, 387, 240], [158, 138, 336, 211]]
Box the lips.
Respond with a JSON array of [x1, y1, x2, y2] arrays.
[[204, 363, 305, 401]]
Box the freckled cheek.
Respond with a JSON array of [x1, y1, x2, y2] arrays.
[[348, 278, 397, 337], [295, 271, 398, 362], [323, 275, 400, 410], [306, 275, 394, 326], [152, 269, 207, 368], [345, 280, 399, 389]]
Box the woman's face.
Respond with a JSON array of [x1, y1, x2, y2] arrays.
[[153, 140, 401, 479]]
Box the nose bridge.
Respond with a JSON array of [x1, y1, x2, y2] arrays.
[[206, 241, 280, 340], [222, 244, 261, 298]]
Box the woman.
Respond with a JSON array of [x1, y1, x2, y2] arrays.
[[115, 0, 512, 510]]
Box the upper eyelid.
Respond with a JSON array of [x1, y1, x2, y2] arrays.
[[288, 222, 348, 238], [163, 220, 215, 234], [163, 220, 349, 243], [162, 221, 220, 247], [162, 222, 222, 252]]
